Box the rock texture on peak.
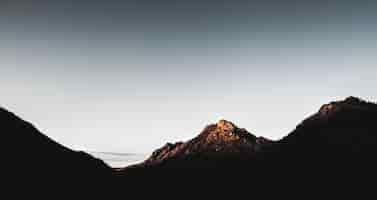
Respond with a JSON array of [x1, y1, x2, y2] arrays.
[[216, 119, 236, 131]]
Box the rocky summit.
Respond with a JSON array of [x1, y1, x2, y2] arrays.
[[126, 119, 272, 169]]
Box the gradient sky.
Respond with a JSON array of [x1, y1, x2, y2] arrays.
[[1, 0, 376, 153]]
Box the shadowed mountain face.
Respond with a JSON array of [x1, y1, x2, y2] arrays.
[[280, 96, 377, 160], [1, 108, 112, 196]]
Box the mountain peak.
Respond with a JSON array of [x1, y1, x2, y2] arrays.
[[292, 96, 377, 134], [344, 96, 364, 104], [130, 119, 269, 168], [198, 119, 254, 143], [216, 119, 236, 132], [317, 96, 374, 117]]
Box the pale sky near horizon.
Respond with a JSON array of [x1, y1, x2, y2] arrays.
[[1, 0, 377, 153]]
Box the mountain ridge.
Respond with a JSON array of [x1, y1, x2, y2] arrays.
[[4, 96, 377, 197], [119, 96, 377, 172]]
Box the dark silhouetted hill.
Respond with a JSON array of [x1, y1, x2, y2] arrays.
[[1, 108, 112, 197]]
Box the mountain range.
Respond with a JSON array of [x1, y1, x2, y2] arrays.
[[4, 96, 377, 197]]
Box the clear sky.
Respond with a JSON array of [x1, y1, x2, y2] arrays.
[[1, 0, 376, 153]]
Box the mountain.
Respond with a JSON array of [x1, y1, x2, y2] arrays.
[[117, 96, 377, 194], [280, 96, 377, 159], [121, 96, 377, 169], [4, 96, 377, 197], [1, 108, 113, 196], [123, 119, 272, 169]]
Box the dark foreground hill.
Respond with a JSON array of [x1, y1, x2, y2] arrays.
[[4, 96, 377, 197], [1, 108, 113, 197]]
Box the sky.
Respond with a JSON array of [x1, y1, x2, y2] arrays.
[[1, 0, 377, 154]]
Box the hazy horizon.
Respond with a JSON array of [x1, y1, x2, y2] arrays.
[[1, 0, 377, 154]]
